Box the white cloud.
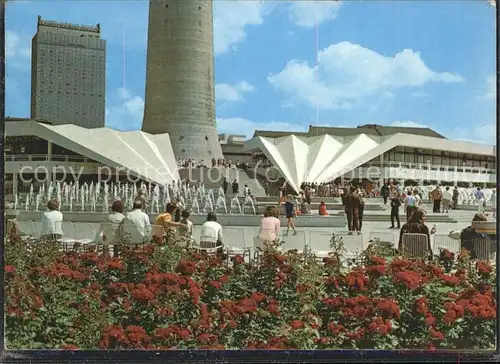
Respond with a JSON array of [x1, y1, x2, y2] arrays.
[[217, 117, 309, 139], [268, 41, 464, 110], [216, 81, 255, 102], [214, 1, 269, 55], [6, 30, 31, 63], [287, 1, 342, 27], [216, 117, 496, 146], [390, 121, 429, 128], [481, 75, 496, 100], [452, 123, 496, 145], [106, 88, 144, 130], [391, 120, 495, 145]]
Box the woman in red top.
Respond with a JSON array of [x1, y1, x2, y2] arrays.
[[319, 201, 328, 216]]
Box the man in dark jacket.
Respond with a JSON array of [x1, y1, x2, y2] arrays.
[[389, 192, 401, 229], [381, 183, 389, 205], [452, 186, 459, 209], [345, 187, 362, 233], [222, 178, 229, 195]]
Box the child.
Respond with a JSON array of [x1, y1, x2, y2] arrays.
[[389, 193, 401, 229], [284, 195, 297, 235], [178, 210, 193, 237]]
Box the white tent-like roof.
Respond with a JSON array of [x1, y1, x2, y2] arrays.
[[6, 121, 180, 185], [244, 133, 496, 192]]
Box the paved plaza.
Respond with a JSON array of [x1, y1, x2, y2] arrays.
[[18, 206, 488, 256]]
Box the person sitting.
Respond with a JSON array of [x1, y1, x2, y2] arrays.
[[318, 201, 328, 216], [120, 200, 151, 244], [40, 199, 64, 240], [5, 209, 21, 238], [460, 213, 492, 259], [134, 188, 148, 212], [398, 208, 435, 254], [97, 200, 125, 245], [259, 206, 281, 247], [176, 210, 194, 247], [300, 201, 311, 215], [155, 202, 186, 233], [200, 212, 223, 251]]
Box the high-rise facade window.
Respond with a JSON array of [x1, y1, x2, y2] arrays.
[[30, 16, 106, 128]]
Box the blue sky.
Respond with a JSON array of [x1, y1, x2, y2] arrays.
[[5, 0, 496, 144]]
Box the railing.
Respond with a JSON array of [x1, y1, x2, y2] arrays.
[[6, 154, 93, 163], [364, 160, 495, 173]]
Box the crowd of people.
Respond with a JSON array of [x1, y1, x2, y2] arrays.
[[176, 158, 251, 170], [4, 174, 496, 263]]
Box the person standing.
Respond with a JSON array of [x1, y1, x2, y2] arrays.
[[490, 188, 497, 218], [358, 193, 365, 232], [284, 195, 297, 236], [222, 178, 229, 195], [345, 187, 362, 233], [431, 186, 442, 213], [442, 186, 452, 213], [232, 179, 239, 196], [389, 192, 401, 229], [381, 183, 389, 205], [404, 190, 416, 221], [452, 186, 459, 209], [304, 187, 312, 205], [476, 187, 485, 213], [413, 189, 422, 207]]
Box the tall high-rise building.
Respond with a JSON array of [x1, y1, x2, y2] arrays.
[[142, 0, 223, 160], [31, 16, 106, 128]]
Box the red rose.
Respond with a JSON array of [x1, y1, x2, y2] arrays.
[[208, 280, 222, 289], [429, 328, 444, 341], [424, 314, 436, 326], [394, 270, 421, 290], [60, 344, 79, 350], [476, 261, 493, 276], [414, 297, 429, 315], [250, 292, 267, 303], [197, 333, 211, 344], [296, 284, 310, 293], [266, 303, 280, 315], [178, 329, 190, 339], [289, 320, 304, 330]]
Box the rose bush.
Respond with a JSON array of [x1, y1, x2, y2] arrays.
[[4, 232, 496, 350]]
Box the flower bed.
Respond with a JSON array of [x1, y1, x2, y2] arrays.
[[4, 234, 496, 350]]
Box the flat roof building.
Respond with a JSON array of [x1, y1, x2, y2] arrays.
[[30, 16, 106, 128]]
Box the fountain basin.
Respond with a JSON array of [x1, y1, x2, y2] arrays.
[[14, 211, 346, 228]]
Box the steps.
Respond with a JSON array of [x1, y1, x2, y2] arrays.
[[178, 167, 266, 196], [335, 211, 457, 223]]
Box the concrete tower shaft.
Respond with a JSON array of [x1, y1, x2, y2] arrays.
[[142, 0, 223, 160]]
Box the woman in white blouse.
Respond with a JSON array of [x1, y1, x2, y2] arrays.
[[40, 199, 64, 239]]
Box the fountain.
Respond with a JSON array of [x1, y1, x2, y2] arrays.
[[191, 198, 200, 214], [230, 196, 242, 214], [215, 195, 228, 214], [35, 194, 41, 212], [24, 194, 29, 212], [102, 192, 109, 213], [243, 195, 256, 215], [204, 194, 214, 213], [69, 193, 73, 212]]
